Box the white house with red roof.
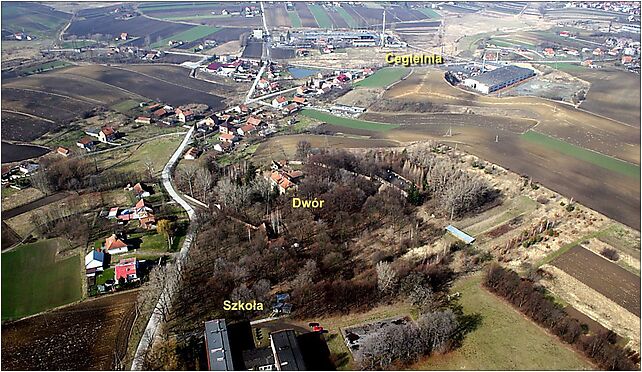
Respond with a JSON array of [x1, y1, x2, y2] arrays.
[[219, 132, 237, 143], [237, 124, 257, 136], [99, 126, 117, 143], [272, 96, 288, 109], [104, 234, 129, 255]]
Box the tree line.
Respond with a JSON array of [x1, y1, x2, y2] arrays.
[[484, 264, 639, 370]]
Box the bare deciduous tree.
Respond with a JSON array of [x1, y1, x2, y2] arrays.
[[177, 163, 198, 197], [194, 167, 213, 201], [376, 261, 397, 293]]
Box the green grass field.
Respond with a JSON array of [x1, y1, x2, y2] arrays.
[[418, 7, 441, 19], [414, 274, 592, 370], [21, 60, 72, 75], [307, 4, 333, 28], [336, 6, 358, 28], [139, 2, 221, 11], [61, 39, 96, 48], [551, 62, 586, 72], [490, 37, 536, 48], [300, 109, 399, 132], [151, 25, 220, 48], [111, 99, 141, 113], [2, 239, 82, 320], [522, 131, 640, 179], [355, 67, 410, 88], [287, 10, 302, 27], [159, 14, 232, 21]]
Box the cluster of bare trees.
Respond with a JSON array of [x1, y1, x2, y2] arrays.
[[484, 264, 638, 370], [406, 143, 496, 218], [175, 163, 215, 202], [216, 176, 269, 212], [359, 310, 459, 370]]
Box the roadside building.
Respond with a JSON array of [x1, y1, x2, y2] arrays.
[[85, 250, 105, 277], [104, 233, 129, 255], [99, 126, 117, 143], [219, 122, 234, 134], [132, 182, 151, 198], [462, 65, 535, 94], [77, 137, 96, 151], [184, 147, 200, 160], [219, 133, 237, 143], [272, 96, 288, 109], [115, 257, 138, 282], [175, 108, 194, 123], [237, 124, 257, 136], [204, 319, 234, 371]]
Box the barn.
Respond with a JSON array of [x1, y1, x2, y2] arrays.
[[463, 65, 535, 94]]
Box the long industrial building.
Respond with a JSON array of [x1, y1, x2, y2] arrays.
[[463, 65, 535, 94], [205, 319, 234, 371]]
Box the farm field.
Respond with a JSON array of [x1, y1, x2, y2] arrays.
[[1, 2, 70, 36], [294, 2, 318, 28], [61, 65, 227, 109], [94, 135, 183, 177], [118, 64, 240, 96], [522, 131, 640, 179], [571, 69, 641, 127], [288, 9, 302, 28], [301, 109, 399, 132], [413, 274, 592, 370], [308, 4, 334, 29], [551, 245, 641, 316], [67, 14, 191, 46], [2, 238, 82, 320], [264, 3, 291, 28], [252, 134, 399, 165], [369, 69, 640, 229], [417, 7, 441, 19], [150, 25, 220, 48], [336, 6, 358, 28], [1, 290, 139, 370], [355, 67, 410, 88]]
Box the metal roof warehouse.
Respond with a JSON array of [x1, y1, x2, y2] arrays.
[[463, 65, 535, 94]]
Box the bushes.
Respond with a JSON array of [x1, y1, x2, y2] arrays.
[[600, 247, 620, 261], [484, 264, 637, 370]]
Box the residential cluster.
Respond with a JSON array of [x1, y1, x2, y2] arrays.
[[267, 160, 304, 194]]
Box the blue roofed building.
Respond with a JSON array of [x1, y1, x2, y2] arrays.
[[445, 225, 475, 244]]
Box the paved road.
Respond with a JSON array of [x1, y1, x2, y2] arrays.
[[131, 127, 196, 370]]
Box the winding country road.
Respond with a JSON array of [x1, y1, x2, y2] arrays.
[[131, 126, 196, 370]]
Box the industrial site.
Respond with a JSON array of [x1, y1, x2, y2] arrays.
[[1, 1, 640, 371]]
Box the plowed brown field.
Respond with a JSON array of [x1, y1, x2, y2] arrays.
[[552, 246, 640, 316]]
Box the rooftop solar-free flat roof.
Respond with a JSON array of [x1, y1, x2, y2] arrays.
[[205, 319, 234, 371], [470, 65, 534, 87]]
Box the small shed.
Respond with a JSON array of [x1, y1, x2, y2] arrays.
[[445, 225, 475, 244]]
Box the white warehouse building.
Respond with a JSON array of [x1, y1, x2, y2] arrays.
[[463, 65, 535, 94]]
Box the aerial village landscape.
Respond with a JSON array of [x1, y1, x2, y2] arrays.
[[1, 1, 641, 371]]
